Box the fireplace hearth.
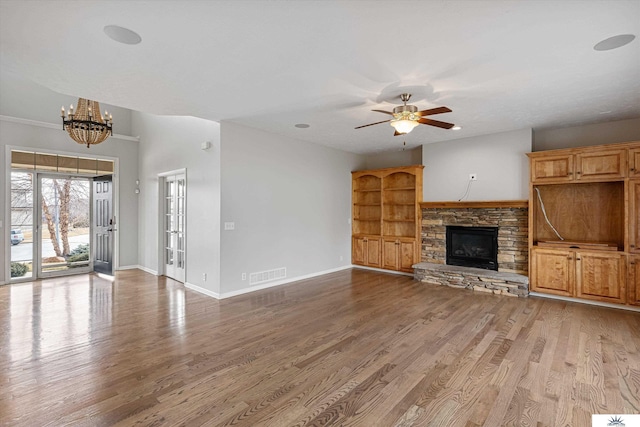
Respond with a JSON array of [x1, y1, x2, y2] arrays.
[[446, 226, 498, 271]]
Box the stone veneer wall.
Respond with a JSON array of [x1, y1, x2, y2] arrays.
[[421, 207, 528, 275]]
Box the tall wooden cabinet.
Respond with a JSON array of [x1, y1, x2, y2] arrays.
[[352, 165, 423, 273], [527, 141, 640, 307]]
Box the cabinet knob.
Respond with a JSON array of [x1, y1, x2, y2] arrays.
[[631, 168, 636, 172], [632, 245, 636, 248], [576, 258, 581, 261], [576, 171, 581, 175]]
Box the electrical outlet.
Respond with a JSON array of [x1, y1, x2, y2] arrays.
[[469, 173, 478, 181], [339, 255, 344, 261], [224, 222, 235, 230], [202, 273, 207, 281], [242, 273, 247, 281]]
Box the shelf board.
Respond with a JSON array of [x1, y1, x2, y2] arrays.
[[354, 188, 381, 192], [384, 202, 415, 206], [383, 219, 415, 222], [354, 218, 381, 222], [384, 186, 416, 191], [537, 240, 620, 251], [354, 203, 380, 207], [420, 200, 528, 209]]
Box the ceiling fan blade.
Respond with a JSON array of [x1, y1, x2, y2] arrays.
[[372, 109, 394, 116], [416, 107, 452, 116], [418, 118, 455, 129], [355, 119, 391, 129], [393, 130, 405, 136]]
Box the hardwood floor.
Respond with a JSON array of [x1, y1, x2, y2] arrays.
[[0, 269, 639, 426]]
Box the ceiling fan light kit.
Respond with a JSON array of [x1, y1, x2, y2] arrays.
[[355, 93, 455, 136]]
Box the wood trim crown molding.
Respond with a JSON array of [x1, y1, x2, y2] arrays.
[[420, 200, 528, 209]]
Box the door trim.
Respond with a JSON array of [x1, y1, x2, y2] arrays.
[[4, 144, 120, 283]]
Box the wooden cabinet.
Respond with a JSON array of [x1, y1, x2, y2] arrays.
[[530, 147, 627, 184], [631, 180, 640, 254], [575, 148, 626, 181], [352, 165, 423, 272], [352, 236, 381, 268], [530, 248, 574, 297], [629, 256, 640, 306], [531, 248, 627, 304], [382, 238, 416, 272], [575, 251, 626, 304], [528, 141, 640, 308], [630, 147, 640, 178], [531, 154, 574, 183]]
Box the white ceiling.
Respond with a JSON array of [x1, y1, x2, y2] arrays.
[[1, 0, 639, 154]]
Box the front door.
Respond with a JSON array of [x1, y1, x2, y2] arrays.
[[164, 173, 186, 282], [38, 175, 92, 277], [93, 175, 113, 275]]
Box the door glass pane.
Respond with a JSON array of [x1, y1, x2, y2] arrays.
[[10, 172, 34, 280], [40, 177, 91, 274]]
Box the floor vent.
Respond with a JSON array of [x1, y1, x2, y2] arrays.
[[250, 267, 287, 286]]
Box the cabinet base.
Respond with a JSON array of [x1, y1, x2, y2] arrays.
[[530, 292, 640, 312]]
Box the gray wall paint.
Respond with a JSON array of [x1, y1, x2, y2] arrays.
[[422, 129, 532, 201], [0, 120, 139, 282], [132, 112, 221, 293], [363, 146, 422, 170], [533, 117, 640, 151], [220, 122, 365, 294]]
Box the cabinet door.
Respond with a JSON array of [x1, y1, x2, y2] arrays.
[[382, 239, 399, 270], [399, 240, 416, 272], [576, 149, 626, 181], [531, 155, 574, 184], [629, 256, 640, 306], [352, 237, 366, 265], [631, 180, 640, 254], [576, 252, 626, 304], [530, 248, 574, 296], [366, 237, 382, 268], [629, 148, 640, 178]]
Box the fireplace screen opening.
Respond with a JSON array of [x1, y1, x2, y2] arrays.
[[446, 226, 498, 271]]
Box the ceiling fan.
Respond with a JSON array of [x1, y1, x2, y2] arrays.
[[355, 93, 455, 136]]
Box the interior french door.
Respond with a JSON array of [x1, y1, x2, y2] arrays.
[[164, 173, 186, 282]]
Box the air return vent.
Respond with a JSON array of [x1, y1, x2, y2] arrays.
[[249, 267, 286, 286]]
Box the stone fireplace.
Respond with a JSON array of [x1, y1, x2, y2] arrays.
[[414, 201, 529, 297]]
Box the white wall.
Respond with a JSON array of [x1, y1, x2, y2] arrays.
[[132, 112, 221, 294], [422, 129, 532, 201], [533, 117, 640, 151], [220, 122, 365, 296], [363, 146, 422, 170]]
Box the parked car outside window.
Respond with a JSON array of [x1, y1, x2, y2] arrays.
[[11, 229, 24, 245]]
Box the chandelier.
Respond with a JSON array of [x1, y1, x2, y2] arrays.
[[61, 98, 113, 148]]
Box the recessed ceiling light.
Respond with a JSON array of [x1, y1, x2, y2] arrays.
[[452, 126, 462, 130], [294, 123, 310, 128], [594, 34, 635, 51], [104, 25, 142, 45]]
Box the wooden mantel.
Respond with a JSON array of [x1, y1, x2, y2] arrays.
[[420, 200, 528, 209]]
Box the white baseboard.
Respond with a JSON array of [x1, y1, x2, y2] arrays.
[[184, 282, 221, 299], [117, 265, 158, 275], [184, 265, 353, 300], [351, 265, 414, 277], [530, 292, 640, 313]]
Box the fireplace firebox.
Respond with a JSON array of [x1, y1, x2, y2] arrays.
[[446, 226, 498, 271]]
